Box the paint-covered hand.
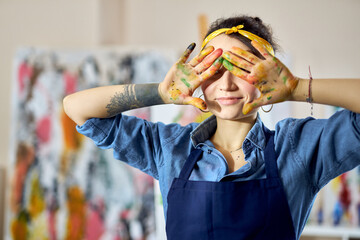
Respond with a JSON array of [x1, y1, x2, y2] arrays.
[[222, 40, 299, 114], [159, 43, 223, 110]]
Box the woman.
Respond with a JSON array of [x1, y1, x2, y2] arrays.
[[63, 15, 360, 240]]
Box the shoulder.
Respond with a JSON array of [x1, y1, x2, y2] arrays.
[[274, 109, 360, 140], [272, 110, 360, 178]]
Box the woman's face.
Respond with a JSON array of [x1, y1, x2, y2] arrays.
[[201, 34, 260, 120]]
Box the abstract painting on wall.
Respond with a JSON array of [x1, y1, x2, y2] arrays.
[[7, 46, 176, 240]]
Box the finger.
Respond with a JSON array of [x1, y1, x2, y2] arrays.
[[199, 57, 223, 81], [251, 40, 272, 59], [229, 46, 261, 64], [178, 43, 196, 64], [188, 46, 214, 67], [183, 96, 207, 110], [222, 59, 249, 80], [222, 51, 254, 72], [242, 94, 269, 115], [242, 90, 280, 115], [194, 48, 223, 73]]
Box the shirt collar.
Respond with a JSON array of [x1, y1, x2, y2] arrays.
[[190, 113, 268, 150], [190, 115, 217, 148]]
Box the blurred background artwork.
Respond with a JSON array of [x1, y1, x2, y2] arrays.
[[308, 163, 360, 227], [7, 47, 176, 240]]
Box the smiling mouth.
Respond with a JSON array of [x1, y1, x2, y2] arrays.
[[216, 97, 243, 105]]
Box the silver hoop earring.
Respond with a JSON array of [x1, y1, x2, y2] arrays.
[[261, 104, 273, 113], [199, 108, 210, 113]]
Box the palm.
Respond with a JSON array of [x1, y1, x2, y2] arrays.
[[249, 58, 297, 100], [159, 44, 223, 110], [222, 40, 298, 114], [170, 63, 201, 102]]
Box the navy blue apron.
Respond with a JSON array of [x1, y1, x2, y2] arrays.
[[166, 130, 296, 240]]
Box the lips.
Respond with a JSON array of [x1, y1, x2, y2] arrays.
[[216, 97, 243, 105]]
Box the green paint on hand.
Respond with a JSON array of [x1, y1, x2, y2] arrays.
[[282, 76, 287, 84], [223, 53, 231, 59], [223, 59, 234, 71], [181, 78, 191, 88], [178, 64, 191, 76], [213, 57, 224, 66]]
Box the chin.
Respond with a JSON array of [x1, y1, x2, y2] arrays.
[[212, 109, 258, 121], [212, 111, 244, 120], [207, 102, 258, 120]]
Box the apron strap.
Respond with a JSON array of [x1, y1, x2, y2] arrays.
[[178, 149, 203, 180], [263, 128, 280, 179]]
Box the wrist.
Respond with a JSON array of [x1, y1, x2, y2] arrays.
[[157, 82, 171, 104], [289, 77, 309, 102]]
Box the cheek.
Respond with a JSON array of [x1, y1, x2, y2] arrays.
[[242, 82, 260, 98], [200, 80, 214, 96]]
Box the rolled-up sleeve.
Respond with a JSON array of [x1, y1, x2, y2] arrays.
[[276, 110, 360, 192], [76, 114, 186, 179]]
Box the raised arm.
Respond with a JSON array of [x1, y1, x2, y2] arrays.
[[290, 78, 360, 113], [63, 43, 223, 126], [222, 40, 360, 114], [63, 83, 163, 126]]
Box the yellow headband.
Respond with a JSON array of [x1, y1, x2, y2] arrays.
[[201, 25, 275, 56]]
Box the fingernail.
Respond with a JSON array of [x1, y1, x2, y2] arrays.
[[222, 52, 231, 59], [242, 104, 251, 115], [242, 108, 250, 115], [200, 46, 214, 55], [212, 57, 223, 66], [214, 48, 223, 54], [187, 43, 196, 51], [200, 102, 207, 110]]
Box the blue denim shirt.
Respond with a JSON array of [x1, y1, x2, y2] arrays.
[[77, 109, 360, 239]]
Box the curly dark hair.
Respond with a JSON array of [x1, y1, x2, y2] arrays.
[[205, 15, 279, 57]]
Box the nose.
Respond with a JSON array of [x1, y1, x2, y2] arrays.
[[219, 71, 237, 91]]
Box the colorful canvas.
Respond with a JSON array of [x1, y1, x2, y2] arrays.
[[7, 47, 176, 240]]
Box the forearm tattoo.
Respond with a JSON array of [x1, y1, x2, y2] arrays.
[[106, 83, 164, 116]]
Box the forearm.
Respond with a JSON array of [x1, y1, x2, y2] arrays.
[[290, 78, 360, 113], [63, 83, 164, 126]]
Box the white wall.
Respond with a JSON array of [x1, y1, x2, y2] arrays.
[[0, 0, 359, 239], [124, 0, 360, 76]]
